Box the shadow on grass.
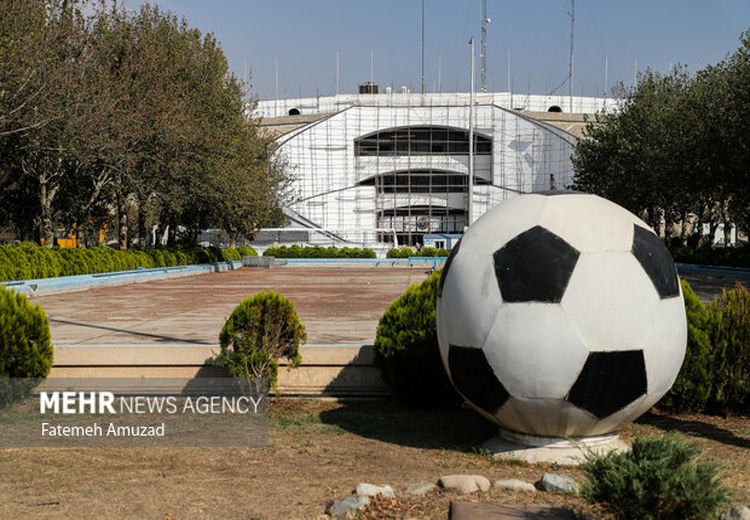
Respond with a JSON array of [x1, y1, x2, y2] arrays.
[[318, 399, 497, 451], [636, 412, 750, 449]]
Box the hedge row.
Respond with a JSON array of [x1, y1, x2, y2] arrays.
[[386, 247, 451, 258], [375, 273, 749, 413], [0, 242, 257, 282], [262, 245, 376, 259], [670, 245, 750, 268]]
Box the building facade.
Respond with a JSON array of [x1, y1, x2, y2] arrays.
[[258, 93, 614, 249]]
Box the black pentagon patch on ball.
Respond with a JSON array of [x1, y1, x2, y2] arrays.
[[631, 225, 680, 299], [566, 350, 647, 419], [438, 238, 461, 298], [448, 344, 509, 415], [493, 225, 580, 303]]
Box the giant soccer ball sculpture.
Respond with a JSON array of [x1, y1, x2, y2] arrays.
[[436, 192, 687, 439]]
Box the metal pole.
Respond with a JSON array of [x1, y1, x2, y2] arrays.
[[275, 58, 279, 116], [421, 0, 425, 95], [370, 50, 374, 89], [336, 51, 340, 95], [634, 57, 638, 86], [508, 49, 512, 109], [604, 53, 608, 109], [438, 56, 442, 94], [569, 0, 575, 113], [468, 37, 475, 229], [481, 0, 488, 93]]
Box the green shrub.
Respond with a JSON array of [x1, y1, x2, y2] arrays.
[[161, 250, 177, 267], [659, 280, 749, 414], [581, 434, 729, 520], [237, 246, 258, 257], [220, 248, 241, 262], [0, 246, 32, 281], [706, 283, 749, 412], [374, 270, 462, 407], [262, 245, 374, 259], [386, 248, 410, 258], [0, 242, 255, 282], [0, 286, 54, 378], [149, 249, 165, 267], [658, 280, 712, 412], [218, 290, 306, 390], [385, 247, 450, 258]]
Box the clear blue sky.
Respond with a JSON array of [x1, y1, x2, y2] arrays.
[[124, 0, 749, 100]]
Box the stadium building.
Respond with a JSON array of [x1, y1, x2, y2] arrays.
[[256, 91, 617, 251]]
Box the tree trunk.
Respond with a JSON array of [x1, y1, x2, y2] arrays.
[[75, 224, 86, 249], [40, 180, 54, 248], [117, 192, 128, 250], [709, 220, 718, 248], [679, 211, 688, 246], [167, 216, 177, 246], [723, 216, 732, 247], [137, 202, 149, 250]]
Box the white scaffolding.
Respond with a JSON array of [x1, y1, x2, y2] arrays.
[[268, 98, 577, 248]]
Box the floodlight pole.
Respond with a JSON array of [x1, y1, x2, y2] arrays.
[[480, 0, 488, 93], [468, 36, 475, 230], [421, 0, 425, 95], [569, 0, 575, 113]]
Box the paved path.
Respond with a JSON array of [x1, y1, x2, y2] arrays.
[[34, 267, 425, 346], [677, 264, 750, 302]]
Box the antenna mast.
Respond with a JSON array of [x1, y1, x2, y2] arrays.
[[480, 0, 489, 93], [569, 0, 575, 112]]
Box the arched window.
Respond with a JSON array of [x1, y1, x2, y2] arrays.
[[354, 126, 492, 156], [288, 108, 301, 116]]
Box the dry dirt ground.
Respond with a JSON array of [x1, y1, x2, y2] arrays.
[[0, 400, 747, 519]]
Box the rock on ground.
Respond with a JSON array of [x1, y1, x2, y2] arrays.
[[325, 496, 370, 519], [439, 474, 491, 494], [404, 482, 437, 496], [354, 482, 395, 498], [494, 479, 537, 493], [535, 473, 580, 495], [720, 505, 750, 520]]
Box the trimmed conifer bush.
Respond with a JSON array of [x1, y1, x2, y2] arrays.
[[581, 434, 729, 520], [658, 280, 712, 412], [374, 270, 462, 407], [0, 286, 54, 378], [707, 283, 749, 412], [218, 290, 306, 390]]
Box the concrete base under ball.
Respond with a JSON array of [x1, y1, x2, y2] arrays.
[[482, 427, 629, 466]]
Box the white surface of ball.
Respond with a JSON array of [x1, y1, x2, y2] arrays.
[[436, 192, 687, 437]]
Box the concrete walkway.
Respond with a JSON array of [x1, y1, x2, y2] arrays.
[[34, 266, 424, 346]]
